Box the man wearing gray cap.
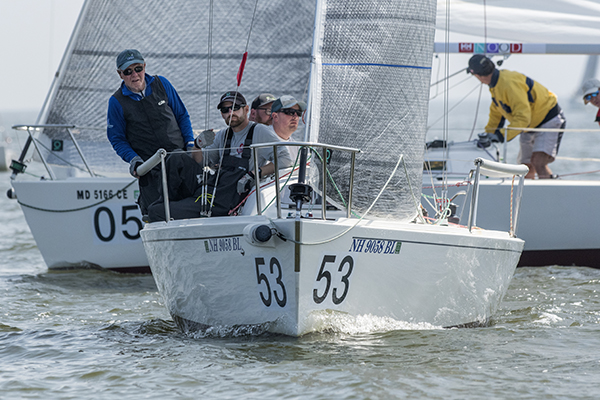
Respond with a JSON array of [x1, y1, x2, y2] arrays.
[[250, 93, 276, 126], [467, 54, 566, 179], [107, 49, 194, 215], [270, 95, 307, 161], [581, 78, 600, 126]]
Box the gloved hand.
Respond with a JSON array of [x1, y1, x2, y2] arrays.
[[129, 155, 143, 177], [194, 129, 216, 148], [490, 131, 504, 143], [237, 171, 255, 195]]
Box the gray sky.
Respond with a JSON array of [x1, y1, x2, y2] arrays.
[[0, 0, 84, 112]]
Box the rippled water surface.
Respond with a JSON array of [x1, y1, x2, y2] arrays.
[[2, 171, 600, 399]]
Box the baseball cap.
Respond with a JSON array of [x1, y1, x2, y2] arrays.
[[251, 93, 276, 109], [467, 54, 495, 76], [271, 95, 307, 113], [117, 49, 145, 70], [217, 91, 247, 109], [581, 78, 600, 102]]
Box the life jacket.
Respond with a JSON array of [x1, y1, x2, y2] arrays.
[[112, 76, 185, 160], [197, 123, 257, 216]]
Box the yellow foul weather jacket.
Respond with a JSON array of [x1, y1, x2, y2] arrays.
[[485, 69, 558, 141]]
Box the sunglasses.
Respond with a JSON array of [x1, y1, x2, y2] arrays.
[[280, 108, 302, 117], [122, 65, 144, 76], [257, 107, 272, 115], [220, 104, 243, 113], [584, 91, 599, 103]]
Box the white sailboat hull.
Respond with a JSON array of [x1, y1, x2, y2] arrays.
[[424, 143, 600, 267], [11, 178, 149, 272], [142, 216, 523, 336]]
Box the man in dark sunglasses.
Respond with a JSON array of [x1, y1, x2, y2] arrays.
[[270, 95, 307, 161], [147, 91, 293, 221], [582, 78, 600, 127], [107, 49, 194, 216], [250, 93, 276, 126]]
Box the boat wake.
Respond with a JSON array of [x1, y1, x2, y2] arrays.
[[302, 310, 442, 334]]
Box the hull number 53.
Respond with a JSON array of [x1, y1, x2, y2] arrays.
[[255, 257, 287, 307], [313, 255, 354, 305]]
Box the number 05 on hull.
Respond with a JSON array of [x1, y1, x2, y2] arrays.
[[141, 215, 523, 336]]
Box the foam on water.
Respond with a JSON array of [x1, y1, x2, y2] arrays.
[[303, 310, 442, 335]]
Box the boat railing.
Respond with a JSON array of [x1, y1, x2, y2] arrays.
[[11, 124, 99, 179], [469, 157, 529, 237], [137, 149, 170, 221], [250, 142, 361, 220], [137, 143, 361, 223]]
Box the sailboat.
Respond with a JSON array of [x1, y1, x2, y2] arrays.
[[423, 0, 600, 268], [141, 0, 527, 336], [6, 0, 314, 272]]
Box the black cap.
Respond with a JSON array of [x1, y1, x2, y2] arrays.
[[217, 91, 247, 109], [467, 54, 495, 76]]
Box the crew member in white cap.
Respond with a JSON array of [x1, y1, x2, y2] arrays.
[[270, 95, 307, 160], [581, 78, 600, 126]]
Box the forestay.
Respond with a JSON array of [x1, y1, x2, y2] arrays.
[[37, 0, 314, 176], [307, 0, 436, 221]]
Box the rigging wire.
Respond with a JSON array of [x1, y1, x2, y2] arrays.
[[439, 0, 451, 217], [204, 0, 214, 130], [204, 0, 260, 217], [427, 82, 483, 130], [467, 82, 484, 141]]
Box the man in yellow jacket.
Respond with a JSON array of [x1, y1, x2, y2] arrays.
[[468, 54, 566, 179]]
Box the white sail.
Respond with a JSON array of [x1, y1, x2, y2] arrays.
[[308, 0, 436, 220], [37, 0, 314, 175]]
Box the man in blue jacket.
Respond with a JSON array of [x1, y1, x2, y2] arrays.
[[107, 49, 194, 215]]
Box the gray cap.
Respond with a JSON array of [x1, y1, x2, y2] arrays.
[[582, 78, 600, 100], [271, 95, 307, 113], [251, 93, 276, 109], [117, 49, 145, 70]]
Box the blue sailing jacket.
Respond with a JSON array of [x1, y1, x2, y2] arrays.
[[107, 74, 194, 163]]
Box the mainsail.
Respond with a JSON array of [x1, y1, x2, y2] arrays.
[[37, 0, 313, 175], [307, 0, 436, 220]]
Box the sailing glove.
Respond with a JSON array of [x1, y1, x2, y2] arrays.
[[129, 155, 144, 177], [237, 171, 256, 195], [490, 131, 504, 143], [194, 129, 216, 148]]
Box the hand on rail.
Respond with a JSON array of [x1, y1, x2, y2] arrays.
[[129, 155, 143, 178]]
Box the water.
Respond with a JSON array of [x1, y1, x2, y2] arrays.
[[1, 169, 600, 400]]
